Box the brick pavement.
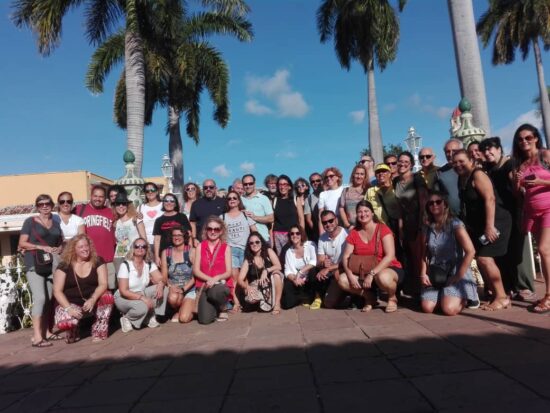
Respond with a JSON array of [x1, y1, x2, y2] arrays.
[[0, 292, 549, 413]]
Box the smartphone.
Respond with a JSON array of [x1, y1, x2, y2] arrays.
[[524, 174, 536, 180]]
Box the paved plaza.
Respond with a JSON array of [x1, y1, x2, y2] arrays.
[[0, 284, 549, 413]]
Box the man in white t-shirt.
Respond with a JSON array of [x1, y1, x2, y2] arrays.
[[316, 210, 347, 308], [241, 174, 274, 243], [318, 167, 344, 235]]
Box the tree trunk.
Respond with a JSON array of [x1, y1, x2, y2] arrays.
[[169, 106, 184, 206], [367, 64, 384, 164], [448, 0, 491, 136], [125, 30, 146, 176], [534, 39, 550, 148]]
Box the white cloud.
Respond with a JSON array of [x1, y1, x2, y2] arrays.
[[213, 164, 231, 178], [245, 99, 273, 116], [245, 69, 310, 118], [494, 110, 542, 149], [349, 110, 366, 124], [240, 161, 255, 172], [226, 139, 242, 147], [407, 93, 453, 119], [275, 150, 297, 159]]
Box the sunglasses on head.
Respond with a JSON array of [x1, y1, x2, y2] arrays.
[[203, 185, 215, 190], [206, 226, 221, 233], [428, 199, 443, 207], [321, 218, 335, 226], [419, 154, 433, 160], [59, 199, 73, 205], [249, 240, 261, 246], [144, 188, 157, 193]]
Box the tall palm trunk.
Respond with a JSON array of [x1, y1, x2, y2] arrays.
[[367, 64, 383, 163], [448, 0, 491, 136], [534, 40, 550, 147], [125, 30, 146, 176], [168, 106, 184, 205]]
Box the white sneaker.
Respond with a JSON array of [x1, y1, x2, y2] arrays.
[[147, 316, 160, 328], [120, 316, 133, 333]]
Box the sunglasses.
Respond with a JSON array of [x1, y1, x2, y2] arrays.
[[310, 179, 322, 184], [360, 159, 373, 164], [203, 185, 215, 190], [185, 187, 196, 192], [227, 196, 238, 201], [59, 199, 73, 205], [163, 199, 176, 203], [518, 135, 535, 142], [387, 161, 398, 166], [144, 188, 157, 193], [419, 155, 433, 160], [289, 231, 301, 236], [428, 199, 444, 207], [134, 244, 148, 249], [324, 174, 336, 180], [249, 240, 261, 246], [206, 227, 222, 233], [114, 202, 128, 207], [321, 218, 335, 226], [243, 182, 254, 187], [296, 183, 308, 188], [37, 202, 52, 208]]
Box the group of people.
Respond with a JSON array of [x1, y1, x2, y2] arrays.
[[18, 123, 550, 348]]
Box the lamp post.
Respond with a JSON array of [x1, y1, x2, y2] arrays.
[[404, 126, 422, 172], [161, 154, 174, 194]]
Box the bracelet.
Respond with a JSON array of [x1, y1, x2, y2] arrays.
[[367, 270, 375, 277]]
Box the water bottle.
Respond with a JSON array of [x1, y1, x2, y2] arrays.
[[479, 230, 500, 245]]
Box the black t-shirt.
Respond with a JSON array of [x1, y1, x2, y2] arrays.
[[189, 197, 226, 240], [273, 197, 298, 232], [153, 213, 191, 252], [20, 216, 63, 270]]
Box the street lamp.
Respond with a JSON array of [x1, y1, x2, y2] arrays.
[[404, 126, 422, 172], [161, 154, 174, 193]]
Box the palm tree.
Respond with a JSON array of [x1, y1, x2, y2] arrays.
[[448, 0, 491, 136], [86, 1, 252, 196], [317, 0, 405, 164], [477, 0, 550, 147], [11, 0, 251, 176]]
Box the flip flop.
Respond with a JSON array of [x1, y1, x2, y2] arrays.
[[216, 312, 229, 322], [32, 339, 53, 348], [385, 298, 398, 313], [46, 333, 64, 341]]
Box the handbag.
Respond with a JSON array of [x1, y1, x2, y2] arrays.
[[348, 224, 380, 282], [427, 264, 451, 289], [244, 263, 275, 312], [31, 219, 56, 275]]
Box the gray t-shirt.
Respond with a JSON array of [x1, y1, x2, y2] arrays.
[[221, 212, 255, 249]]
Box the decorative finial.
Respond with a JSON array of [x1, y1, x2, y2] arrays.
[[458, 98, 471, 113], [123, 150, 135, 164]]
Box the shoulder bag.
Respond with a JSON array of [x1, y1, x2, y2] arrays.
[[348, 224, 380, 282]]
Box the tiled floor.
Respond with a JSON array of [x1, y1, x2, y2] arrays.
[[0, 288, 549, 412]]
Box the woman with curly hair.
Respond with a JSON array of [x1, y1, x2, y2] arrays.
[[193, 216, 232, 324], [238, 232, 283, 314], [53, 234, 114, 343]]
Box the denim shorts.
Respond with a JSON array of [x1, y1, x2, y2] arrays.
[[231, 246, 245, 268]]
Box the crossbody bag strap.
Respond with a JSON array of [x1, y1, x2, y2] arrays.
[[31, 219, 50, 247], [374, 224, 381, 259], [206, 241, 222, 273], [71, 265, 87, 302]]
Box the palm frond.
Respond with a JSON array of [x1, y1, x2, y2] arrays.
[[85, 30, 125, 93], [84, 0, 123, 44]]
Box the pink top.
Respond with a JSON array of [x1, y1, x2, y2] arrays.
[[195, 240, 231, 288], [523, 163, 550, 212]]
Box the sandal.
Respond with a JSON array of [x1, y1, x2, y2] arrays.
[[362, 291, 378, 312], [482, 297, 511, 311], [229, 305, 242, 314], [530, 295, 550, 314], [385, 298, 398, 313], [309, 298, 322, 310], [31, 339, 53, 348], [46, 333, 64, 342], [216, 312, 229, 322], [514, 289, 538, 302]]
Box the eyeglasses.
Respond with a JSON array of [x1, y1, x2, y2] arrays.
[[310, 179, 322, 184], [185, 187, 196, 192], [37, 202, 52, 208], [144, 188, 157, 193], [203, 185, 215, 190], [243, 182, 254, 187], [249, 240, 261, 246], [387, 161, 398, 166], [518, 134, 535, 142], [227, 196, 238, 201], [321, 218, 335, 226], [419, 155, 433, 160], [163, 198, 176, 203], [289, 231, 301, 236], [427, 199, 443, 207], [324, 174, 336, 180], [134, 244, 148, 249], [59, 199, 73, 205], [206, 227, 222, 233]]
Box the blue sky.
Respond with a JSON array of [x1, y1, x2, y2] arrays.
[[0, 0, 546, 189]]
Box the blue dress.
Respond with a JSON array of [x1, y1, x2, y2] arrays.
[[421, 218, 479, 303]]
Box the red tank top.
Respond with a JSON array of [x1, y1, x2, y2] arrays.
[[195, 240, 232, 288]]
